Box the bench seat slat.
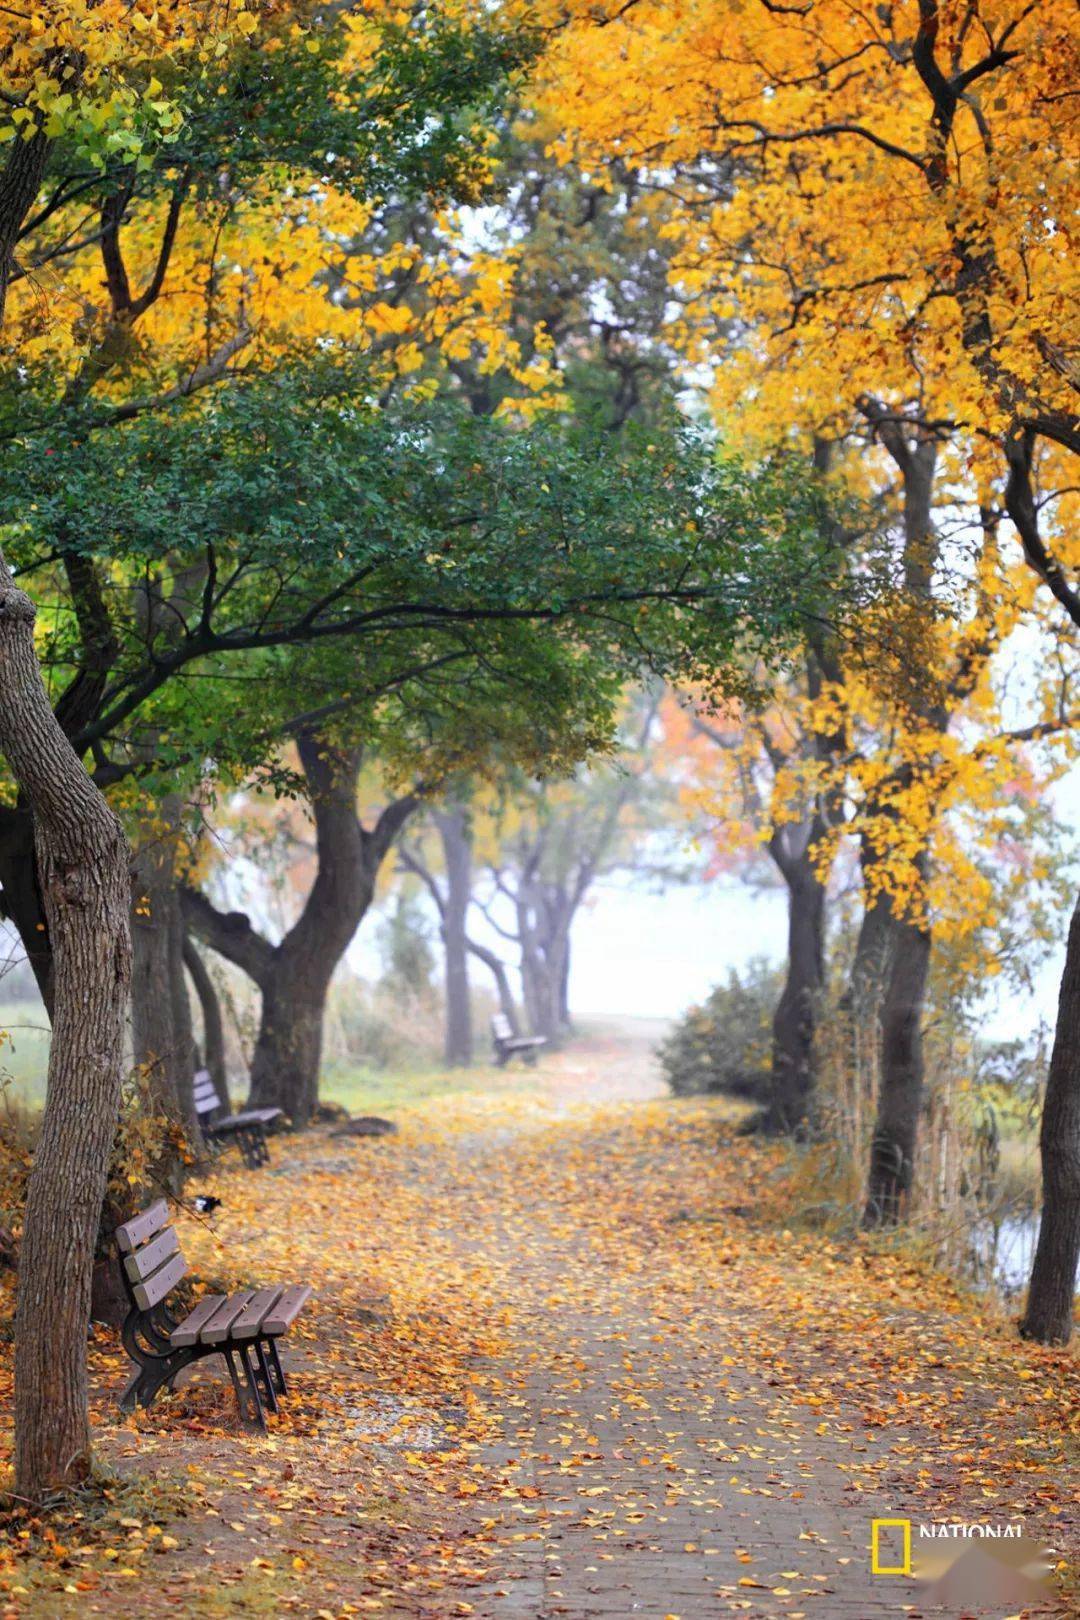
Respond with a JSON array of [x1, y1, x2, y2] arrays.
[[115, 1198, 170, 1255], [201, 1290, 256, 1344], [170, 1293, 228, 1349], [124, 1225, 179, 1283], [261, 1284, 312, 1336], [132, 1250, 188, 1311], [230, 1287, 284, 1340], [208, 1108, 281, 1134]]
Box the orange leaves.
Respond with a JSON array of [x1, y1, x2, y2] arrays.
[[2, 1039, 1078, 1611]]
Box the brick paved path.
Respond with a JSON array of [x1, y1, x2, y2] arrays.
[[417, 1032, 1068, 1620]]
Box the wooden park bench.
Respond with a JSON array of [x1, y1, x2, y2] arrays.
[[490, 1012, 546, 1068], [115, 1199, 312, 1430], [194, 1067, 282, 1169]]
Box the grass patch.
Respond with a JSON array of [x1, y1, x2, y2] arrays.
[[320, 1058, 511, 1117]]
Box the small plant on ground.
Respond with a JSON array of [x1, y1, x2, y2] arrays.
[[658, 958, 782, 1102]]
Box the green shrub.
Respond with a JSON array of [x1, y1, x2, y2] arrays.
[[658, 958, 783, 1101]]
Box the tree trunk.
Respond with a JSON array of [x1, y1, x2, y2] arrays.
[[247, 965, 331, 1124], [1020, 893, 1080, 1344], [863, 877, 932, 1227], [558, 935, 572, 1029], [184, 935, 228, 1097], [130, 802, 197, 1142], [518, 879, 573, 1042], [183, 732, 418, 1126], [768, 865, 827, 1133], [169, 890, 196, 1123], [0, 127, 51, 326], [0, 558, 132, 1505], [436, 808, 473, 1067], [841, 882, 893, 1079], [520, 939, 562, 1041]]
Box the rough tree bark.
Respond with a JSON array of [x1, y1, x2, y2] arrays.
[[1020, 893, 1080, 1344], [130, 796, 198, 1143], [862, 852, 933, 1227], [767, 848, 827, 1133], [0, 558, 132, 1504], [841, 877, 893, 1078], [856, 409, 941, 1222], [0, 127, 51, 325], [183, 731, 418, 1125], [183, 934, 228, 1097]]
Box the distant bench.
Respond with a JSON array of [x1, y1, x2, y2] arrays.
[[491, 1012, 546, 1068], [194, 1068, 282, 1169], [115, 1199, 312, 1429]]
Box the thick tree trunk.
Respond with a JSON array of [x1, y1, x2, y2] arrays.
[[184, 935, 228, 1097], [130, 808, 197, 1140], [0, 127, 51, 325], [0, 558, 132, 1504], [436, 808, 473, 1067], [768, 866, 826, 1133], [863, 881, 932, 1227], [247, 966, 330, 1124], [842, 883, 893, 1066], [521, 938, 565, 1041], [1020, 893, 1080, 1344], [518, 879, 573, 1042]]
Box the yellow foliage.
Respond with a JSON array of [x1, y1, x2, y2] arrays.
[[533, 0, 1078, 528]]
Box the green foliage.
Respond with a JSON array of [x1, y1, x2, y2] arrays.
[[658, 958, 784, 1102], [2, 372, 841, 790], [40, 11, 536, 206]]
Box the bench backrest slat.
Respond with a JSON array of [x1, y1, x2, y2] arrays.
[[193, 1068, 222, 1113], [131, 1249, 188, 1311], [115, 1198, 170, 1255], [123, 1224, 179, 1283]]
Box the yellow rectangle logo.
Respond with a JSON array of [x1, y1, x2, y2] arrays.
[[871, 1518, 911, 1576]]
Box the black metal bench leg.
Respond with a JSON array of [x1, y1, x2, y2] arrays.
[[266, 1337, 288, 1395], [254, 1340, 279, 1413], [224, 1346, 258, 1427], [238, 1343, 266, 1429], [119, 1365, 145, 1413], [122, 1347, 195, 1410]]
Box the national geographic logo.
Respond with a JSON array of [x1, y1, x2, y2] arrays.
[[871, 1518, 1053, 1606]]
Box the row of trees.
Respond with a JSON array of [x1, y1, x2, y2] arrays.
[[1, 0, 1076, 1507], [0, 1, 837, 1501], [535, 0, 1080, 1342], [191, 689, 671, 1075]]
